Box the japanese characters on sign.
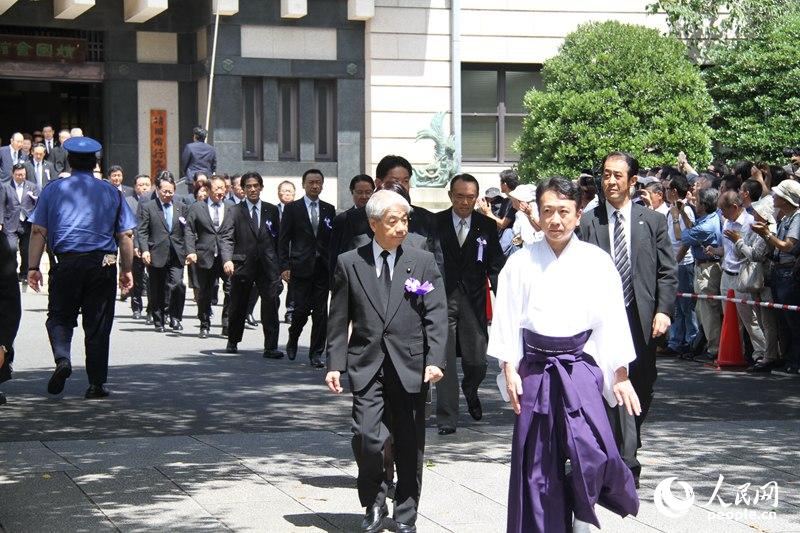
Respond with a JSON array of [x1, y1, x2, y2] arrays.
[[0, 35, 87, 63], [150, 110, 167, 179]]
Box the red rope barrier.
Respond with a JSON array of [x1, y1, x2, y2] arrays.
[[677, 292, 800, 312]]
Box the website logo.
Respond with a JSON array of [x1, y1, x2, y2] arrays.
[[654, 477, 695, 518]]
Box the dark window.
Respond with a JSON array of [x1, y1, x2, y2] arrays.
[[314, 80, 336, 161], [278, 80, 299, 161], [242, 77, 262, 160], [461, 65, 542, 163]]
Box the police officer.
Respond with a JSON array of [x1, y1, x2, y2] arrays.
[[27, 137, 137, 399]]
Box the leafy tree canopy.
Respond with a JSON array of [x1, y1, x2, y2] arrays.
[[516, 21, 713, 182]]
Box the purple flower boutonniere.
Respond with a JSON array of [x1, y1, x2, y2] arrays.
[[179, 216, 187, 225], [404, 277, 435, 296], [324, 217, 332, 230], [476, 236, 487, 262]]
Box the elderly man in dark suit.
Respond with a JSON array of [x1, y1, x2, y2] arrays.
[[279, 169, 336, 367], [0, 133, 25, 183], [186, 176, 234, 339], [0, 178, 21, 405], [4, 164, 40, 283], [434, 173, 505, 435], [24, 145, 56, 190], [578, 151, 677, 487], [326, 189, 447, 533], [181, 126, 216, 189], [219, 171, 282, 358], [138, 174, 187, 333]]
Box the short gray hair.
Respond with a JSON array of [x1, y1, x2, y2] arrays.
[[697, 187, 719, 214], [365, 189, 410, 220]]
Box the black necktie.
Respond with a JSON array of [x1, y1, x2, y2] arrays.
[[613, 211, 634, 307], [380, 250, 391, 310]]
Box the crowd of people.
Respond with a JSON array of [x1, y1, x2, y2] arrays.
[[1, 120, 799, 531]]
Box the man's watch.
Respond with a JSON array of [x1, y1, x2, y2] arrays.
[[28, 266, 39, 271]]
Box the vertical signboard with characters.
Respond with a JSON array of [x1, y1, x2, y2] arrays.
[[150, 110, 167, 178]]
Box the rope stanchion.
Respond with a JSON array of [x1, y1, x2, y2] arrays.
[[677, 292, 800, 312]]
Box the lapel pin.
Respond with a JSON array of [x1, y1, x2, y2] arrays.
[[406, 267, 411, 273], [638, 221, 644, 224]]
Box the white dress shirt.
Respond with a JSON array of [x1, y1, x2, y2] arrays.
[[722, 209, 754, 274], [207, 198, 225, 226], [372, 239, 397, 280], [605, 199, 632, 263], [487, 236, 636, 407], [668, 204, 695, 265]]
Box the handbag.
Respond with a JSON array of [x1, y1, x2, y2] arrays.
[[737, 260, 764, 293]]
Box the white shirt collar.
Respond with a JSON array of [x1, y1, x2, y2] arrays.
[[246, 198, 261, 211], [605, 198, 632, 221], [451, 210, 472, 230], [304, 195, 319, 209], [372, 239, 398, 278]]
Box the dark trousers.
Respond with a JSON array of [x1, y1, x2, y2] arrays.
[[772, 268, 800, 365], [352, 356, 426, 525], [247, 285, 258, 315], [287, 261, 329, 356], [15, 222, 31, 281], [147, 254, 186, 327], [435, 287, 488, 429], [0, 264, 21, 385], [196, 257, 229, 329], [228, 267, 279, 350], [46, 252, 116, 385], [606, 302, 656, 479], [130, 256, 146, 313]]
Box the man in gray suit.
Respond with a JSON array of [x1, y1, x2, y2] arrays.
[[0, 133, 25, 183], [325, 189, 447, 533], [4, 164, 39, 281], [24, 144, 56, 190], [578, 151, 677, 487]]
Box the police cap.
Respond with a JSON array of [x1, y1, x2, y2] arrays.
[[63, 136, 102, 154]]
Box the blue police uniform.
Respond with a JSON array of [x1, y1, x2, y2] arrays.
[[28, 137, 137, 391]]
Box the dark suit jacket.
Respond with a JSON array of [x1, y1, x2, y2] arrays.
[[278, 197, 335, 278], [578, 202, 678, 346], [3, 181, 39, 235], [0, 146, 19, 183], [138, 199, 187, 268], [46, 145, 69, 175], [185, 199, 235, 270], [327, 244, 447, 394], [181, 141, 217, 183], [23, 160, 56, 189], [219, 200, 281, 285], [436, 208, 505, 326], [114, 184, 134, 198]]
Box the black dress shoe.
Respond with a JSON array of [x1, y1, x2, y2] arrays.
[[85, 384, 110, 399], [438, 427, 456, 435], [309, 354, 324, 368], [395, 522, 417, 533], [263, 349, 285, 359], [145, 314, 154, 325], [199, 328, 209, 339], [246, 314, 259, 327], [221, 326, 229, 337], [361, 503, 387, 533], [171, 320, 183, 332], [226, 342, 238, 354], [465, 394, 483, 421], [47, 359, 72, 395], [132, 310, 142, 319], [155, 326, 166, 333], [286, 337, 298, 361]]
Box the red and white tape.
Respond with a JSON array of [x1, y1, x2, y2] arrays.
[[677, 292, 800, 312]]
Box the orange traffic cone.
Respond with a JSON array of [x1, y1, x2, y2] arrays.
[[716, 288, 746, 368]]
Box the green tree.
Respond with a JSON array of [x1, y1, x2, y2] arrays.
[[516, 21, 713, 182], [703, 10, 800, 163]]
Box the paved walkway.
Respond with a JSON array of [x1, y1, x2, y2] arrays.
[[1, 292, 799, 531]]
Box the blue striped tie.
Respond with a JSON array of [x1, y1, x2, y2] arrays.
[[613, 211, 634, 307]]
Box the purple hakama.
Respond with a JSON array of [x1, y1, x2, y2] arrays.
[[507, 329, 639, 533]]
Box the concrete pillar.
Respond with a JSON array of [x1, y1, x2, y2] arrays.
[[281, 0, 306, 19], [54, 0, 95, 19], [347, 0, 374, 21], [124, 0, 168, 23]]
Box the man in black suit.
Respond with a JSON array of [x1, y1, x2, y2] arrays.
[[181, 126, 217, 189], [329, 174, 375, 279], [185, 176, 234, 339], [47, 130, 71, 176], [24, 145, 56, 190], [279, 169, 335, 367], [106, 165, 134, 197], [127, 174, 152, 319], [138, 174, 187, 332], [578, 151, 678, 486], [4, 164, 40, 283], [434, 174, 505, 435], [0, 133, 25, 183], [0, 178, 21, 405], [42, 125, 57, 156], [220, 171, 282, 358], [325, 189, 447, 533]]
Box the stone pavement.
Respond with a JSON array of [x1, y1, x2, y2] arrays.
[[1, 291, 799, 532]]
